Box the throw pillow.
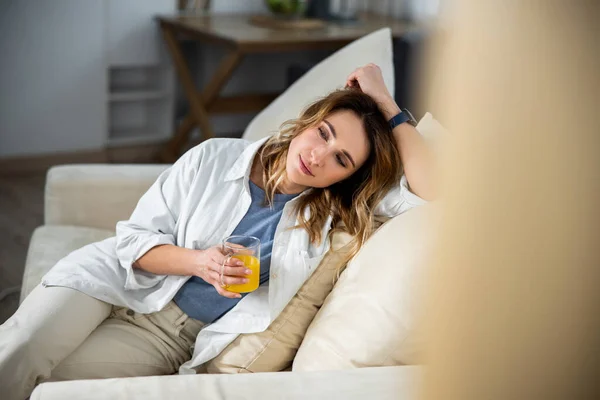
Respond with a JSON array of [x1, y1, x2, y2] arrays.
[[292, 204, 438, 371], [204, 231, 353, 373]]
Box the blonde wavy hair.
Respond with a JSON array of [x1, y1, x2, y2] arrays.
[[257, 88, 404, 266]]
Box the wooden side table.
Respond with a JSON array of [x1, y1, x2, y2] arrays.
[[157, 13, 416, 162]]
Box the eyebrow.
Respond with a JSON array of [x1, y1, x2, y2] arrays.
[[323, 119, 356, 168]]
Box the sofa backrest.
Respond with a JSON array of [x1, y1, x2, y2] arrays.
[[241, 28, 395, 143]]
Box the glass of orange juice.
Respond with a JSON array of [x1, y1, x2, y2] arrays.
[[222, 235, 260, 293]]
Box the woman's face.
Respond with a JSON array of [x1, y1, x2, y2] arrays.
[[285, 110, 371, 193]]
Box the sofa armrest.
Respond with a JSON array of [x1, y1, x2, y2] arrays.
[[31, 366, 420, 400], [45, 164, 169, 231]]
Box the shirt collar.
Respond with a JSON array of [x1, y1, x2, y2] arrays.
[[223, 135, 313, 201], [224, 136, 271, 182]]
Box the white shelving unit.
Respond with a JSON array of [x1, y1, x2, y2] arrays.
[[107, 66, 174, 147], [109, 91, 167, 102], [105, 0, 176, 148]]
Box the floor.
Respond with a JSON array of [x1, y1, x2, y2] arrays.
[[0, 173, 46, 324]]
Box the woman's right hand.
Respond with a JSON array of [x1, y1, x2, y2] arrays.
[[193, 245, 252, 299]]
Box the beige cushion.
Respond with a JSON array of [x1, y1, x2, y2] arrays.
[[293, 204, 438, 371], [21, 225, 114, 303], [204, 231, 353, 373], [241, 28, 395, 143]]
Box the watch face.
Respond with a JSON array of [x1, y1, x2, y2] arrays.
[[402, 108, 418, 126]]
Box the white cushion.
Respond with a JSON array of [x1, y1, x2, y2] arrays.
[[241, 28, 395, 142], [293, 204, 438, 371], [21, 225, 114, 302]]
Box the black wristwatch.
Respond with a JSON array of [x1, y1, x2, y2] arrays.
[[388, 108, 417, 129]]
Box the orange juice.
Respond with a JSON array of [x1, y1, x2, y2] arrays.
[[227, 254, 260, 293]]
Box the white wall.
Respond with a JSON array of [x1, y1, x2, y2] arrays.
[[0, 0, 106, 158], [0, 0, 420, 158], [0, 0, 324, 157], [369, 0, 440, 20]]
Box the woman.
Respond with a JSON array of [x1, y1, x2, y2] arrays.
[[0, 64, 434, 399]]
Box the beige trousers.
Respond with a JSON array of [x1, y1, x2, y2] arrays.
[[0, 284, 204, 400]]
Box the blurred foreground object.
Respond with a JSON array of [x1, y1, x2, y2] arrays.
[[421, 1, 600, 399]]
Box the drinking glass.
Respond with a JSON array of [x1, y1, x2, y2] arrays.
[[221, 235, 261, 293]]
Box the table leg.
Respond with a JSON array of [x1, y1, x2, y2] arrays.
[[159, 23, 244, 162], [158, 114, 195, 163], [160, 23, 214, 162], [201, 49, 244, 107]]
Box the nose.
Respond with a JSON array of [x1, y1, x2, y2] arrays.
[[310, 145, 328, 167]]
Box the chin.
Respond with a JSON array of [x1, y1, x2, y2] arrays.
[[286, 169, 303, 186], [284, 169, 313, 191]]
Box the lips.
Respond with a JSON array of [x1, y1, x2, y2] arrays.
[[299, 155, 314, 176]]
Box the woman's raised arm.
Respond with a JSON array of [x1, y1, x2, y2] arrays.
[[346, 63, 436, 201]]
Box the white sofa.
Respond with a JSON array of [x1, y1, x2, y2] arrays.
[[23, 163, 423, 400]]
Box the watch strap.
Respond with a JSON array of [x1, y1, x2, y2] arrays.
[[388, 108, 417, 129]]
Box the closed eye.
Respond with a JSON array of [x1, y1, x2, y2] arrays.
[[318, 126, 347, 168], [318, 126, 328, 140]]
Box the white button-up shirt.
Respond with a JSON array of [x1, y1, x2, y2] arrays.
[[42, 136, 425, 372]]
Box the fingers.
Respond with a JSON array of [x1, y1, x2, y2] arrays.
[[195, 245, 252, 299], [222, 274, 249, 286], [345, 63, 382, 87], [221, 264, 252, 277], [213, 253, 245, 268], [345, 79, 360, 90], [196, 258, 249, 280], [204, 259, 249, 278], [205, 265, 248, 295], [346, 69, 360, 88], [204, 270, 243, 298], [209, 263, 250, 285], [215, 285, 242, 299]]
